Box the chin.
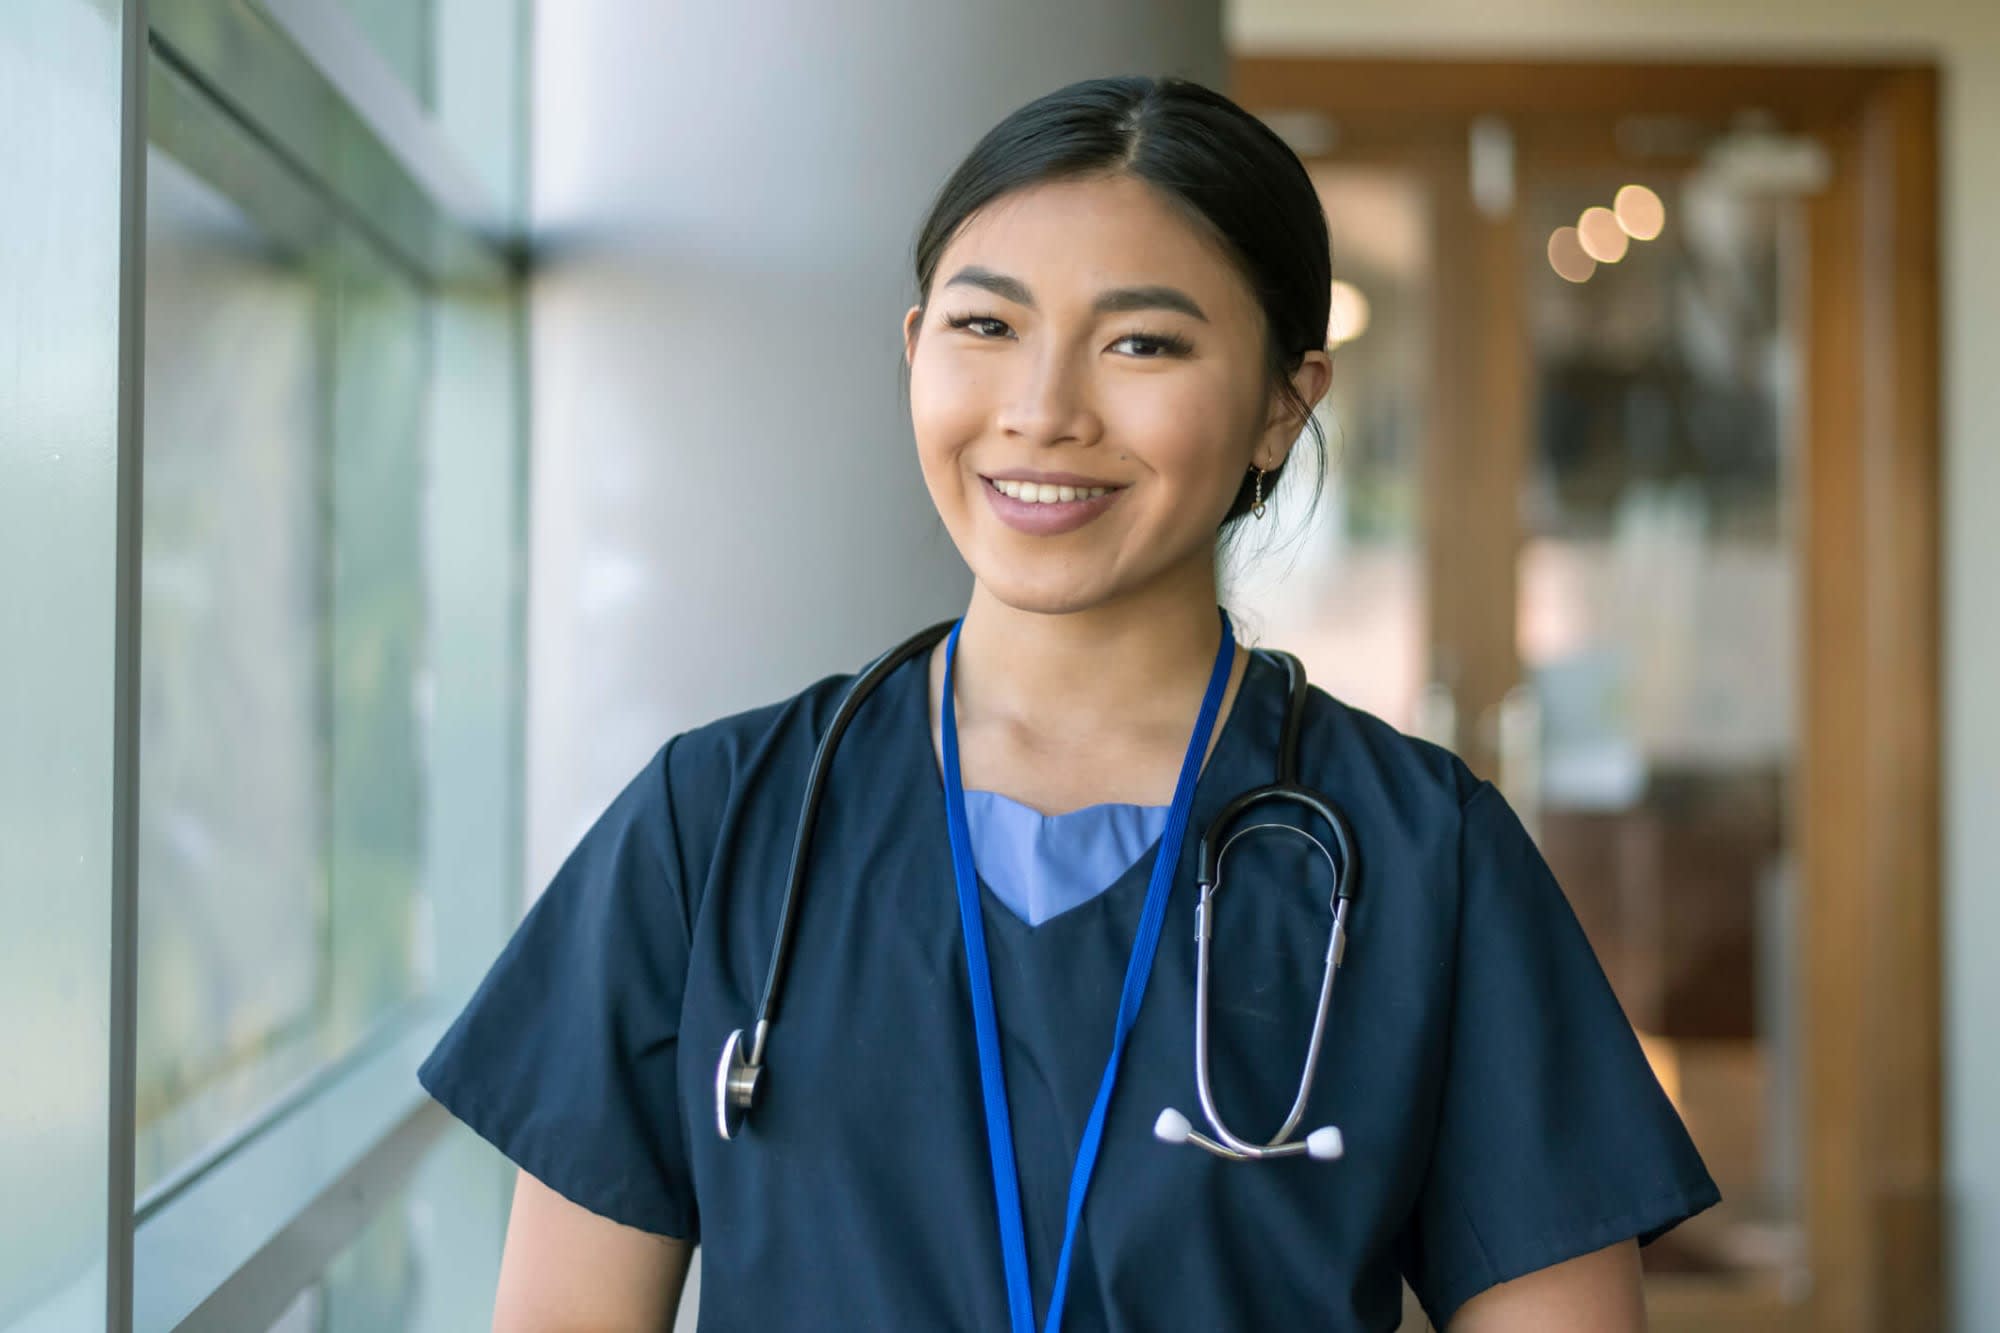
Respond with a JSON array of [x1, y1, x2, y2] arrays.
[[973, 569, 1116, 618]]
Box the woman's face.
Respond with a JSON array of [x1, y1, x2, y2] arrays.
[[903, 172, 1322, 616]]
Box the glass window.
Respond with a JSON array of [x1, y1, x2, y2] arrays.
[[136, 55, 430, 1197], [6, 3, 521, 1325]]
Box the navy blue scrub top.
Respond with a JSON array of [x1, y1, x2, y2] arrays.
[[418, 644, 1719, 1331]]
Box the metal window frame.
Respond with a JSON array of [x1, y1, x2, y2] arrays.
[[106, 0, 151, 1325], [147, 0, 515, 287]]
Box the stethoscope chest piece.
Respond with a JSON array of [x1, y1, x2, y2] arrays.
[[715, 1024, 764, 1141]]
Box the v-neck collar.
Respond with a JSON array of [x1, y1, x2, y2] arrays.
[[909, 641, 1276, 934]]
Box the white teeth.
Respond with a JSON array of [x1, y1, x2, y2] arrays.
[[992, 478, 1112, 503]]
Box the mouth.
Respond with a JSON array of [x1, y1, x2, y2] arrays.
[[977, 473, 1128, 536], [979, 474, 1126, 504]]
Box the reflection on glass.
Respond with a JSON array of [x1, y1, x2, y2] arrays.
[[138, 145, 327, 1177], [1517, 166, 1803, 1276], [137, 67, 430, 1195], [1224, 164, 1432, 733], [327, 222, 430, 1047]]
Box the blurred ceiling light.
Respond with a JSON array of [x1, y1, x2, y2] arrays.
[[1544, 228, 1592, 282], [1577, 206, 1630, 263], [1547, 227, 1596, 283], [1614, 183, 1667, 240], [1327, 279, 1372, 344]]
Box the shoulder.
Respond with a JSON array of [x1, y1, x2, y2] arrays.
[[662, 667, 857, 793], [645, 662, 870, 900], [1272, 653, 1484, 819], [652, 660, 848, 808]]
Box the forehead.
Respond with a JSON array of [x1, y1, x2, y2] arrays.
[[937, 173, 1253, 317]]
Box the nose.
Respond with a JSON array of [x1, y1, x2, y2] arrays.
[[995, 341, 1098, 448]]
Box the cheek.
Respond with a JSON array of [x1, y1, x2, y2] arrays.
[[1107, 368, 1243, 489], [908, 352, 987, 471]]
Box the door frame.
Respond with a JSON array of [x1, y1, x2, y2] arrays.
[[1231, 54, 1942, 1333]]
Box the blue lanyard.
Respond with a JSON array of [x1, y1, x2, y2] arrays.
[[939, 606, 1236, 1333]]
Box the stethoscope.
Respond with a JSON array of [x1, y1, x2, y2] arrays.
[[715, 616, 1360, 1166]]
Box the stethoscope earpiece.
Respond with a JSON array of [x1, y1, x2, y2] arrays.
[[1156, 1105, 1344, 1161]]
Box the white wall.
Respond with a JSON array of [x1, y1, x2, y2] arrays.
[[1229, 1, 1999, 1327], [527, 8, 1223, 1322]]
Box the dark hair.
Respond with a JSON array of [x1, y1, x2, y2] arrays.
[[906, 74, 1333, 544]]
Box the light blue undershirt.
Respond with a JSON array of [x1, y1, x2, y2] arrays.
[[962, 789, 1170, 926]]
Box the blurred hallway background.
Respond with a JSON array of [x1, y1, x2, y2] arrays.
[[2, 1, 1991, 1329]]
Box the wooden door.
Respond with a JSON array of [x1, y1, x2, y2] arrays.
[[1228, 56, 1941, 1333]]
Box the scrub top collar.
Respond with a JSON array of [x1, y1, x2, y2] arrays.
[[908, 641, 1281, 928]]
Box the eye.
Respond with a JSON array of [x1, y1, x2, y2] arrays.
[[1112, 329, 1195, 359], [940, 312, 1192, 358], [943, 311, 1011, 338]]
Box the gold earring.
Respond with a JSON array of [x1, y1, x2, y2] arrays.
[[1252, 466, 1267, 519]]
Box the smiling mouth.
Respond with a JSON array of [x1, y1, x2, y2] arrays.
[[981, 476, 1125, 504]]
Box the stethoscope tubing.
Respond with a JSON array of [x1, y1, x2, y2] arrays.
[[749, 620, 956, 1056], [717, 618, 955, 1138]]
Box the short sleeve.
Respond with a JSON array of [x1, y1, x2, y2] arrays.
[[417, 737, 700, 1240], [1400, 780, 1720, 1326]]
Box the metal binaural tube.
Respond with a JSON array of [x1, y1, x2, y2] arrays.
[[1191, 821, 1347, 1158]]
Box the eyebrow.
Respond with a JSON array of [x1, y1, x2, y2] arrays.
[[941, 265, 1209, 322]]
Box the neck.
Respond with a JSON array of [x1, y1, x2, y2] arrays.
[[949, 558, 1229, 746]]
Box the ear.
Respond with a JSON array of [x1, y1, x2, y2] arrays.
[[903, 305, 925, 368], [1256, 347, 1334, 469]]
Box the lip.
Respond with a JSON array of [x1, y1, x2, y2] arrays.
[[979, 474, 1126, 537], [981, 468, 1128, 488]]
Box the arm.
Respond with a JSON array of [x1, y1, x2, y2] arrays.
[[1445, 1238, 1644, 1333], [494, 1168, 693, 1333]]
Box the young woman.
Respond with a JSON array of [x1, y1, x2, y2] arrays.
[[420, 75, 1718, 1332]]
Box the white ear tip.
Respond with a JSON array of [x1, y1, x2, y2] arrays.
[[1154, 1107, 1193, 1144], [1307, 1125, 1345, 1160]]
